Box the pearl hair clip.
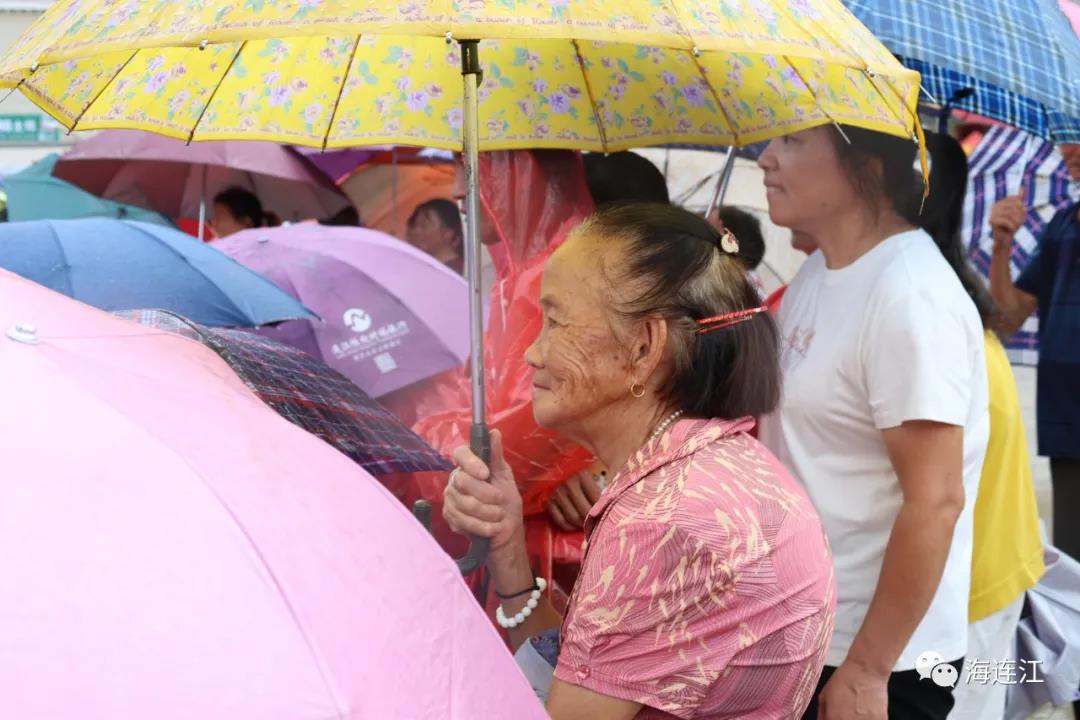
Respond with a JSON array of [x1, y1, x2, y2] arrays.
[[719, 229, 739, 254]]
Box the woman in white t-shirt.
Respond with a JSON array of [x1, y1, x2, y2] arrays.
[[758, 126, 989, 720]]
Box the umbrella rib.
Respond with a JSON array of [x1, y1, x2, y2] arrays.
[[660, 0, 744, 143], [45, 220, 76, 297], [0, 83, 20, 107], [124, 221, 257, 324], [570, 40, 608, 152], [797, 46, 912, 140], [322, 35, 362, 152], [688, 51, 740, 146], [778, 6, 916, 129], [187, 41, 247, 145], [661, 0, 700, 51], [778, 56, 851, 138], [69, 50, 139, 132], [861, 68, 918, 134]]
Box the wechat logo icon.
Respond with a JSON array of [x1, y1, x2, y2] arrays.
[[916, 650, 958, 688]]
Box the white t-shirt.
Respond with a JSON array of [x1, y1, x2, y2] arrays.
[[761, 229, 989, 670]]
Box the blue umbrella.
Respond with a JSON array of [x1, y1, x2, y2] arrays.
[[0, 218, 314, 327], [1, 154, 173, 225], [843, 0, 1080, 141]]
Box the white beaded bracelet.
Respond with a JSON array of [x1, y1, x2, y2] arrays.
[[495, 577, 548, 629]]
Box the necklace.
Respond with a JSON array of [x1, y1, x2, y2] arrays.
[[648, 410, 683, 444]]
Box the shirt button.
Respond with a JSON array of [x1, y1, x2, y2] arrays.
[[577, 665, 591, 680]]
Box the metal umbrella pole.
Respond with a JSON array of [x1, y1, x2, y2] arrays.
[[703, 146, 737, 218], [413, 39, 490, 576], [197, 165, 208, 241]]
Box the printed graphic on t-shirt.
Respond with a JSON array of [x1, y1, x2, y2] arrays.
[[780, 325, 815, 369]]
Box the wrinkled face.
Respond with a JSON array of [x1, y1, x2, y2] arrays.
[[212, 202, 251, 238], [757, 126, 860, 232], [524, 230, 632, 433], [1061, 144, 1080, 182], [405, 209, 456, 257]]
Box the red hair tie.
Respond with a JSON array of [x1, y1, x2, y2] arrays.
[[696, 306, 768, 334]]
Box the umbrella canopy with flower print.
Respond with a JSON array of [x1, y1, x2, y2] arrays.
[[0, 0, 924, 574], [0, 2, 921, 150]]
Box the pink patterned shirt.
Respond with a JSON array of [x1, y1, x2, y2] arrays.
[[554, 418, 835, 719]]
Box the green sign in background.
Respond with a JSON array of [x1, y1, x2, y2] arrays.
[[0, 114, 60, 143]]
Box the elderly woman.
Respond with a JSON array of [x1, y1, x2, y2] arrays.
[[444, 203, 836, 719]]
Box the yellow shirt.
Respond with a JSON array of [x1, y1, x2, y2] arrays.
[[970, 332, 1045, 622]]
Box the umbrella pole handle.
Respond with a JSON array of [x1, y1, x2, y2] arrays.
[[410, 423, 491, 576], [455, 38, 491, 577], [454, 422, 491, 575], [412, 39, 491, 577]]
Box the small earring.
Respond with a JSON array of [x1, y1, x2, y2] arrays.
[[630, 381, 646, 398]]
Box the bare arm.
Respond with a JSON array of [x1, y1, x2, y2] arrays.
[[821, 421, 966, 718], [844, 421, 966, 676], [487, 535, 563, 652], [547, 680, 641, 720], [445, 434, 645, 719], [989, 230, 1038, 337], [987, 196, 1038, 337]]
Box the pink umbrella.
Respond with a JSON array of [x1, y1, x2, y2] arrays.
[[53, 130, 351, 234], [214, 225, 469, 398], [0, 268, 544, 720]]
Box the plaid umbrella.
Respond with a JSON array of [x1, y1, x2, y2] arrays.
[[962, 125, 1080, 364], [115, 309, 451, 476], [844, 0, 1080, 141]]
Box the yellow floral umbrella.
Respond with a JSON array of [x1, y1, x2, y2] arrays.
[[0, 0, 922, 572], [0, 1, 920, 150]]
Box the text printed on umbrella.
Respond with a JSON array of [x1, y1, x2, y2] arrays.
[[333, 313, 412, 375]]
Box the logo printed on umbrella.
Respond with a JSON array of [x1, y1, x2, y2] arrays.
[[343, 308, 372, 333]]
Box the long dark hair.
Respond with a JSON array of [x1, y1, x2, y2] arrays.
[[831, 125, 923, 218], [914, 132, 997, 329], [583, 202, 780, 419]]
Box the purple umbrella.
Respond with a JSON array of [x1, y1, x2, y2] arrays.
[[213, 225, 469, 398], [54, 130, 351, 232]]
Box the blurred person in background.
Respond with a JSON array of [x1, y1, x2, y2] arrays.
[[583, 151, 670, 207], [319, 206, 362, 227], [988, 143, 1080, 569], [404, 198, 464, 275], [212, 186, 267, 237], [758, 125, 989, 720]]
